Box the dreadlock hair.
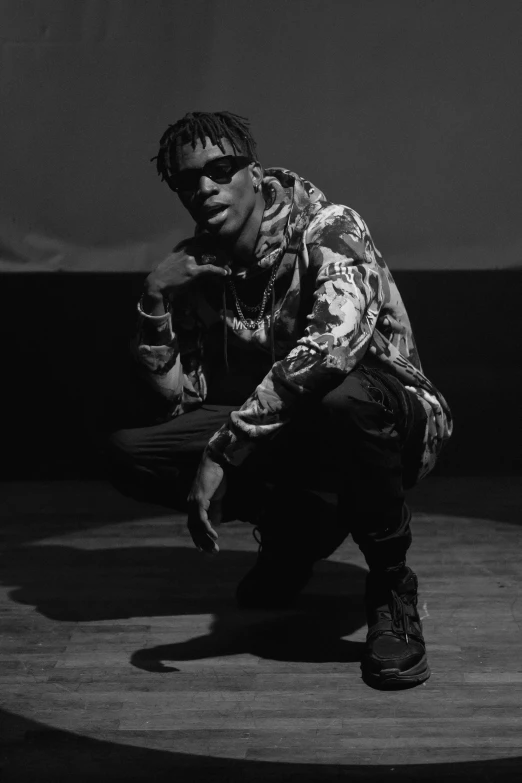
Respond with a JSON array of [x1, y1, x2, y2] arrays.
[[152, 111, 258, 183]]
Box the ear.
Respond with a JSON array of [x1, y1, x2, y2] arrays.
[[249, 160, 263, 191]]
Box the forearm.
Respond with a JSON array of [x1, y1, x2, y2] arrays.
[[207, 259, 383, 465], [205, 346, 343, 467], [133, 292, 183, 402]]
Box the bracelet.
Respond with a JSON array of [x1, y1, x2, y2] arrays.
[[137, 293, 171, 318]]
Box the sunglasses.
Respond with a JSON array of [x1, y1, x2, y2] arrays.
[[167, 155, 253, 193]]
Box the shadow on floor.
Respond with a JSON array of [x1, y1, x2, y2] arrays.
[[1, 708, 521, 782], [2, 542, 367, 665]]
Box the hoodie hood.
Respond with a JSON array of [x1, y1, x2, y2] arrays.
[[249, 167, 326, 271]]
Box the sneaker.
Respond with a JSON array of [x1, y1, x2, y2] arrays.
[[361, 565, 430, 689], [235, 528, 314, 609]]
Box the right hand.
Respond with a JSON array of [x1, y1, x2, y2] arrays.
[[145, 242, 231, 301]]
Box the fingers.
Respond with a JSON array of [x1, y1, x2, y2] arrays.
[[379, 314, 408, 334], [208, 498, 223, 527], [187, 505, 219, 554], [188, 522, 218, 554], [196, 263, 231, 277]]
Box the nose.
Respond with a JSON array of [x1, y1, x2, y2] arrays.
[[198, 175, 220, 196]]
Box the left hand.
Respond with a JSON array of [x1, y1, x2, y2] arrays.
[[187, 453, 226, 554]]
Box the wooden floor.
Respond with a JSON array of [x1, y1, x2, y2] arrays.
[[0, 477, 521, 782]]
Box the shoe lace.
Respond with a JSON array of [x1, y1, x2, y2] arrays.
[[389, 588, 410, 644]]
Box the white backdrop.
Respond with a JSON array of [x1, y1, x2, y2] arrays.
[[1, 0, 521, 271]]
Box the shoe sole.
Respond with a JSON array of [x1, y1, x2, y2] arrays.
[[361, 657, 431, 690]]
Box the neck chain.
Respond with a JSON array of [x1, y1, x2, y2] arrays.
[[227, 260, 281, 329]]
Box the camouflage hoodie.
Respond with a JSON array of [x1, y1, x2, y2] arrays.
[[136, 168, 452, 481]]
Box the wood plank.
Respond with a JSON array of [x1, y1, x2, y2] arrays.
[[1, 477, 522, 781]]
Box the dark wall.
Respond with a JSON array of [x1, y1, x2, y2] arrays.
[[3, 270, 520, 479]]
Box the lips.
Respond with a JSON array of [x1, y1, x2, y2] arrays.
[[201, 204, 228, 219], [200, 205, 229, 229]]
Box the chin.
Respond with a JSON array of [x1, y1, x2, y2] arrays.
[[210, 220, 239, 240]]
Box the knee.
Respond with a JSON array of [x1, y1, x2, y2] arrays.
[[320, 373, 398, 444], [104, 428, 165, 504], [106, 428, 144, 466]]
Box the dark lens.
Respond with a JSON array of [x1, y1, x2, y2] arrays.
[[169, 156, 249, 192], [171, 170, 199, 192], [205, 157, 236, 183]]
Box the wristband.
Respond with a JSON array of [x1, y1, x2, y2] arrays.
[[137, 294, 171, 319]]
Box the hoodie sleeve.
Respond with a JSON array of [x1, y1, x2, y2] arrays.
[[132, 295, 208, 417], [206, 204, 385, 466]]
